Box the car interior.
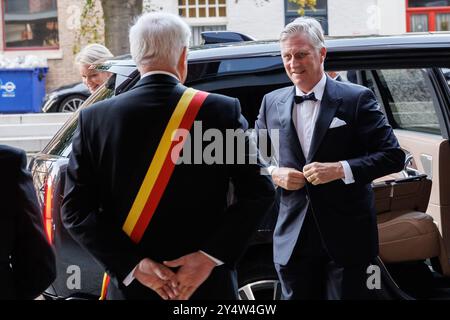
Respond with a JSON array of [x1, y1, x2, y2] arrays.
[[351, 67, 450, 300]]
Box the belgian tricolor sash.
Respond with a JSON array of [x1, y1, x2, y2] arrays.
[[99, 86, 209, 300]]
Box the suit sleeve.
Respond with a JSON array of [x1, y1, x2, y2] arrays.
[[346, 89, 405, 184], [61, 111, 143, 286], [255, 95, 278, 171], [200, 98, 276, 266], [11, 149, 56, 299]]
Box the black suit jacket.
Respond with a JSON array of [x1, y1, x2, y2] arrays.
[[61, 74, 275, 299], [256, 77, 405, 266], [0, 145, 56, 299]]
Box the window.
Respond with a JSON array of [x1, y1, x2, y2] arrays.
[[371, 69, 441, 135], [409, 0, 450, 7], [188, 56, 283, 82], [178, 0, 226, 18], [2, 0, 59, 49], [407, 0, 450, 32], [411, 14, 429, 31], [286, 0, 327, 13], [285, 0, 328, 34]]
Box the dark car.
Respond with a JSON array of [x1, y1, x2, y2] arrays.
[[41, 82, 90, 113], [30, 33, 450, 300]]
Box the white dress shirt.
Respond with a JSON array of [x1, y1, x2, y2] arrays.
[[269, 73, 354, 184]]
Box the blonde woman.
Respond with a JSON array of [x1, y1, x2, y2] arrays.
[[75, 44, 113, 93]]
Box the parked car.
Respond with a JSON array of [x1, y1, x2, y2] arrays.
[[41, 82, 90, 113], [30, 33, 450, 300]]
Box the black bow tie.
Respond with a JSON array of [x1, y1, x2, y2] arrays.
[[294, 92, 317, 104]]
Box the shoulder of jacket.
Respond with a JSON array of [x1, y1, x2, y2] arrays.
[[263, 86, 293, 109], [0, 145, 25, 172], [204, 91, 235, 104]]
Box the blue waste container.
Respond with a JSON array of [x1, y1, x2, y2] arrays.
[[0, 67, 48, 113]]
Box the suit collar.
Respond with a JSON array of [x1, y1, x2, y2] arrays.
[[132, 73, 180, 89], [307, 76, 343, 162]]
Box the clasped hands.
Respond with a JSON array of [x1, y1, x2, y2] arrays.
[[272, 162, 344, 190], [133, 251, 217, 300]]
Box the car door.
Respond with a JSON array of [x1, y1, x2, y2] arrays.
[[357, 66, 450, 255], [187, 55, 290, 126]]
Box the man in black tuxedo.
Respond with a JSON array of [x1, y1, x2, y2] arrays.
[[0, 145, 55, 299], [255, 17, 405, 299], [61, 12, 275, 300]]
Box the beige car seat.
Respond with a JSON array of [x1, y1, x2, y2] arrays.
[[373, 176, 450, 277]]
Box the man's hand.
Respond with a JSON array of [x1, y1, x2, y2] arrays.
[[272, 167, 306, 190], [303, 162, 344, 185], [163, 251, 216, 300], [133, 258, 179, 300]]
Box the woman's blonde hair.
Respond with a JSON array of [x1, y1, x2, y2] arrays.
[[75, 43, 113, 66]]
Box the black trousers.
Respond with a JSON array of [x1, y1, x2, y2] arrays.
[[275, 211, 376, 300]]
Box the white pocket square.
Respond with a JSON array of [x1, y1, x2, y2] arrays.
[[329, 117, 347, 129]]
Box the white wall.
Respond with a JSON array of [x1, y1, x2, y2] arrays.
[[144, 0, 285, 41], [227, 0, 285, 40], [378, 0, 406, 35], [328, 0, 406, 36], [144, 0, 177, 14]]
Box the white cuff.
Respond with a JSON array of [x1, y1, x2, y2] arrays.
[[123, 266, 137, 286], [268, 165, 277, 175], [199, 250, 224, 266], [340, 161, 355, 184]]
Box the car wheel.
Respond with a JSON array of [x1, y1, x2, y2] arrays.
[[238, 262, 281, 300], [239, 278, 281, 300], [58, 95, 86, 112]]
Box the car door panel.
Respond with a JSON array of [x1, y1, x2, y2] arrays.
[[359, 67, 450, 258], [394, 129, 450, 252]]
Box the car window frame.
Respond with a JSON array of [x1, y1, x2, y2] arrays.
[[431, 67, 450, 139], [369, 67, 448, 138]]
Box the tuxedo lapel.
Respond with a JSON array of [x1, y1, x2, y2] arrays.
[[276, 87, 306, 167], [307, 78, 343, 163]]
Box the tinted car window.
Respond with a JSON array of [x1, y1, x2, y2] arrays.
[[187, 56, 282, 83], [371, 69, 441, 136], [217, 56, 281, 74]]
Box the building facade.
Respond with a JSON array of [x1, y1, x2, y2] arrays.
[[406, 0, 450, 32], [0, 0, 103, 91], [147, 0, 285, 45], [328, 0, 406, 36]]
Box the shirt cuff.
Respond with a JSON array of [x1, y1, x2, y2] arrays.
[[268, 165, 277, 175], [340, 161, 355, 184], [123, 266, 137, 286], [199, 250, 224, 266]]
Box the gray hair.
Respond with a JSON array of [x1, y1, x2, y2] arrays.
[[75, 43, 113, 65], [280, 17, 325, 51], [129, 12, 191, 68]]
